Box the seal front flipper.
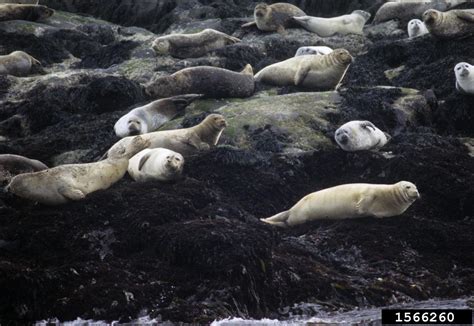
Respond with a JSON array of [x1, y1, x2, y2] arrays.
[[260, 210, 290, 227], [360, 121, 376, 132], [294, 61, 311, 86], [58, 186, 86, 201], [138, 152, 152, 171], [276, 25, 288, 36], [241, 21, 256, 28], [456, 80, 468, 94]]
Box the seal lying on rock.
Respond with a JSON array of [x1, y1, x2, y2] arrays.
[[0, 51, 41, 77], [373, 0, 465, 24], [7, 136, 149, 205], [261, 181, 420, 227], [0, 3, 54, 22], [105, 114, 227, 158], [114, 94, 202, 138], [255, 48, 353, 90], [408, 19, 429, 38], [0, 154, 47, 183], [145, 65, 255, 99], [152, 29, 241, 59], [293, 10, 371, 37], [455, 62, 474, 95], [335, 120, 390, 152], [241, 2, 305, 34], [295, 46, 333, 57], [423, 9, 474, 39], [128, 148, 184, 182]]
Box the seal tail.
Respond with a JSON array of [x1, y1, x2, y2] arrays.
[[260, 210, 290, 227]]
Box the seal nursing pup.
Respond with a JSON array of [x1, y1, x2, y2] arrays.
[[455, 62, 474, 95], [128, 148, 184, 182], [293, 10, 371, 37], [7, 136, 150, 205], [145, 65, 255, 99], [255, 48, 353, 90], [335, 120, 390, 152], [0, 3, 54, 22], [261, 181, 420, 227], [114, 94, 202, 138], [105, 114, 227, 158], [241, 2, 306, 34], [152, 29, 241, 59], [0, 51, 41, 77], [423, 9, 474, 39]]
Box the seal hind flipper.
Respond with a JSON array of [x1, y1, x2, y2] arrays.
[[383, 132, 392, 142], [454, 10, 474, 23], [169, 94, 203, 109], [260, 210, 290, 227], [241, 64, 254, 76], [224, 34, 241, 43], [58, 186, 86, 201]]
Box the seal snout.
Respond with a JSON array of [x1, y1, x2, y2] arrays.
[[455, 63, 471, 77], [335, 129, 349, 145]]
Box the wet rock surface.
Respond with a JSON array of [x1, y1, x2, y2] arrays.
[[0, 2, 473, 324]]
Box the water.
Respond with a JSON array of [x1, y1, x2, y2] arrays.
[[36, 297, 473, 326]]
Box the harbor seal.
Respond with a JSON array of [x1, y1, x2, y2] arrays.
[[6, 136, 150, 205], [152, 29, 241, 59], [241, 2, 306, 34], [254, 48, 353, 90], [145, 64, 255, 99], [0, 154, 47, 183], [373, 1, 465, 24], [261, 181, 420, 227], [0, 51, 41, 77], [0, 3, 54, 22], [128, 148, 184, 182], [114, 94, 202, 138], [454, 62, 474, 95], [295, 46, 333, 57], [407, 19, 429, 38], [105, 114, 227, 158], [293, 10, 371, 37], [423, 9, 474, 39], [335, 120, 390, 152]]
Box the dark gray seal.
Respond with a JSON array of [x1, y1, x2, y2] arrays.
[[145, 64, 255, 99]]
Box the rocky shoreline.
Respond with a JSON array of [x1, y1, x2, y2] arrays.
[[0, 1, 473, 324]]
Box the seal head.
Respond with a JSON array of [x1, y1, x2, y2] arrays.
[[335, 120, 390, 152], [454, 62, 474, 94], [422, 9, 439, 26]]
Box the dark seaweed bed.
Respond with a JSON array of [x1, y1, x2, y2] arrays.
[[0, 0, 473, 324]]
